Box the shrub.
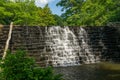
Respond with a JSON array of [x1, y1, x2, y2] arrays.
[[0, 50, 63, 80]]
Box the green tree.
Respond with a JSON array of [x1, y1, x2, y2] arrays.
[[57, 0, 120, 26], [0, 0, 56, 26], [0, 0, 14, 24], [80, 0, 120, 26], [53, 14, 65, 26], [57, 0, 84, 26], [36, 4, 56, 26]]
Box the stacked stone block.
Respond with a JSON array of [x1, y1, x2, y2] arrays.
[[0, 25, 119, 66], [0, 25, 10, 58]]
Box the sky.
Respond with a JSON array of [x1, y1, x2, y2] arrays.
[[35, 0, 63, 15]]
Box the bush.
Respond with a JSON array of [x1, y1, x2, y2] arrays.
[[0, 50, 63, 80]]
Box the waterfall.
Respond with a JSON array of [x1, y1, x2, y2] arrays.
[[78, 28, 96, 64], [1, 25, 119, 67], [44, 26, 99, 67]]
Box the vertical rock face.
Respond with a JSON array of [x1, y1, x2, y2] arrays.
[[0, 25, 120, 67]]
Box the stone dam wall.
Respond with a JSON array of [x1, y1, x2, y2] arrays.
[[0, 25, 120, 66]]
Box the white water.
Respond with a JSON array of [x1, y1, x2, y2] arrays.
[[45, 26, 100, 67], [78, 28, 96, 64]]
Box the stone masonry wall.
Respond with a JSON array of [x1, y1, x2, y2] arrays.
[[0, 25, 10, 58], [0, 25, 120, 66]]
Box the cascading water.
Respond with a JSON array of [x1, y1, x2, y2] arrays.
[[78, 28, 96, 64], [45, 26, 81, 67], [44, 26, 100, 67], [1, 25, 119, 67]]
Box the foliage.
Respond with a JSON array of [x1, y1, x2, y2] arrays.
[[36, 4, 56, 26], [0, 50, 63, 80], [57, 0, 120, 26], [0, 0, 56, 26], [53, 14, 65, 26], [57, 0, 85, 26]]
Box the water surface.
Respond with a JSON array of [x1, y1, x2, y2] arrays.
[[54, 64, 120, 80]]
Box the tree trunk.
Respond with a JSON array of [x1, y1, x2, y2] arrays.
[[2, 22, 13, 60]]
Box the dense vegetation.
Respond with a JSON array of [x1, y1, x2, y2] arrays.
[[0, 0, 119, 26], [57, 0, 120, 26], [0, 0, 64, 26], [0, 50, 63, 80]]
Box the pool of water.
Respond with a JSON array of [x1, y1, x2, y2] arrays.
[[54, 64, 120, 80]]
